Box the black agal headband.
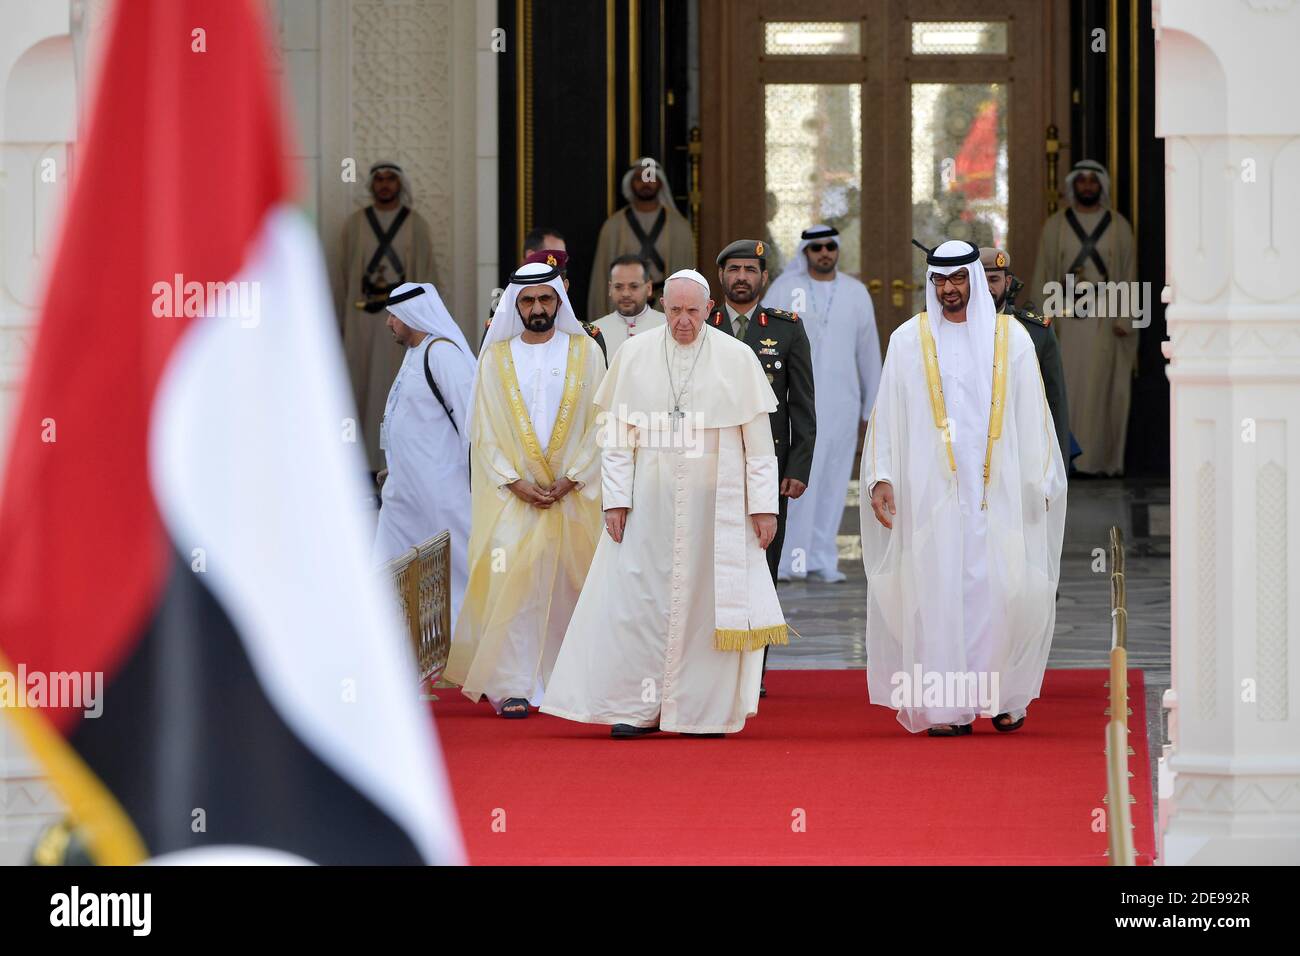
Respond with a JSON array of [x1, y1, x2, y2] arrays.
[[507, 264, 562, 286], [384, 286, 427, 306], [911, 239, 980, 267]]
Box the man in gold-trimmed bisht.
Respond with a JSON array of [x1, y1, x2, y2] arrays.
[[446, 261, 605, 718], [541, 269, 786, 739], [860, 240, 1066, 737]]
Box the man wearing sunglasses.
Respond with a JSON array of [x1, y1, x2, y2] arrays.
[[764, 225, 882, 584]]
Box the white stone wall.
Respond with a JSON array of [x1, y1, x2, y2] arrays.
[[284, 0, 496, 336], [1156, 0, 1300, 865], [0, 0, 76, 866], [474, 0, 499, 325], [0, 0, 496, 864], [0, 0, 73, 483]]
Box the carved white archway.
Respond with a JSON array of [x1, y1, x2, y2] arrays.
[[1157, 0, 1300, 865]]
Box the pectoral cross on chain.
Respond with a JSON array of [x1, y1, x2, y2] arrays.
[[671, 404, 685, 432]]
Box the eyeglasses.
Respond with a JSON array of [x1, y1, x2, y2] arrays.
[[930, 272, 969, 288], [807, 242, 838, 253], [517, 291, 558, 308]]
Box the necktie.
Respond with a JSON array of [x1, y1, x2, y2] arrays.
[[735, 313, 748, 339]]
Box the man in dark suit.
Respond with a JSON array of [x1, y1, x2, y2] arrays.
[[708, 239, 816, 695]]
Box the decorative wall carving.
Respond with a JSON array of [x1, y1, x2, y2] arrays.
[[350, 0, 456, 282], [0, 326, 34, 374], [1246, 0, 1296, 12], [1197, 458, 1216, 720], [0, 775, 62, 814], [1256, 459, 1288, 721], [1233, 135, 1300, 303], [1174, 775, 1300, 815], [1167, 323, 1300, 365], [1160, 0, 1300, 864], [1164, 136, 1230, 304]]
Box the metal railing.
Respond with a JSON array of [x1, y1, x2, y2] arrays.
[[382, 530, 452, 700], [1104, 526, 1137, 865]]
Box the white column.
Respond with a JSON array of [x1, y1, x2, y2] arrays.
[[0, 0, 76, 465], [0, 0, 81, 865], [475, 0, 500, 330], [270, 0, 324, 225], [1157, 0, 1300, 865]]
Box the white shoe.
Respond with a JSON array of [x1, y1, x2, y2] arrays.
[[809, 568, 847, 583]]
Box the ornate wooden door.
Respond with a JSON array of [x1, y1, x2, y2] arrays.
[[701, 0, 1070, 348]]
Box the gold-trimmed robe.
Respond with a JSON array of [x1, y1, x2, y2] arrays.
[[860, 312, 1067, 732], [446, 331, 605, 707]]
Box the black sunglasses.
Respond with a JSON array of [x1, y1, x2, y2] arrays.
[[807, 242, 838, 253]]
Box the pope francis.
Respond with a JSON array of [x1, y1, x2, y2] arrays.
[[541, 270, 788, 738], [861, 240, 1066, 736]]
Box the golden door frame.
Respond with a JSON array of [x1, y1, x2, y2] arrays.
[[700, 0, 1072, 344]]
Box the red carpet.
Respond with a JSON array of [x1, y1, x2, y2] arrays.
[[432, 669, 1156, 865]]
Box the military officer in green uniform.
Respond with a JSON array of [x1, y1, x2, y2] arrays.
[[709, 239, 815, 696], [981, 246, 1069, 463], [709, 238, 816, 573]]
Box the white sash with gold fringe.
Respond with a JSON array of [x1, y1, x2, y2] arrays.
[[712, 425, 787, 652]]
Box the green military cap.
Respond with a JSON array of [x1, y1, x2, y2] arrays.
[[979, 246, 1011, 273], [716, 238, 767, 269]]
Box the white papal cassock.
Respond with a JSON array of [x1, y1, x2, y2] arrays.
[[860, 241, 1067, 732], [542, 318, 786, 734]]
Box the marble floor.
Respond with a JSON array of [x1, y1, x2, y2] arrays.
[[770, 477, 1171, 815]]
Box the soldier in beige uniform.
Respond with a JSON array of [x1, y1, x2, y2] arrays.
[[1028, 160, 1137, 476], [337, 161, 437, 475]]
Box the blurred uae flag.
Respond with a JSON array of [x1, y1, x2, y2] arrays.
[[952, 97, 1000, 201], [0, 0, 463, 865]]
